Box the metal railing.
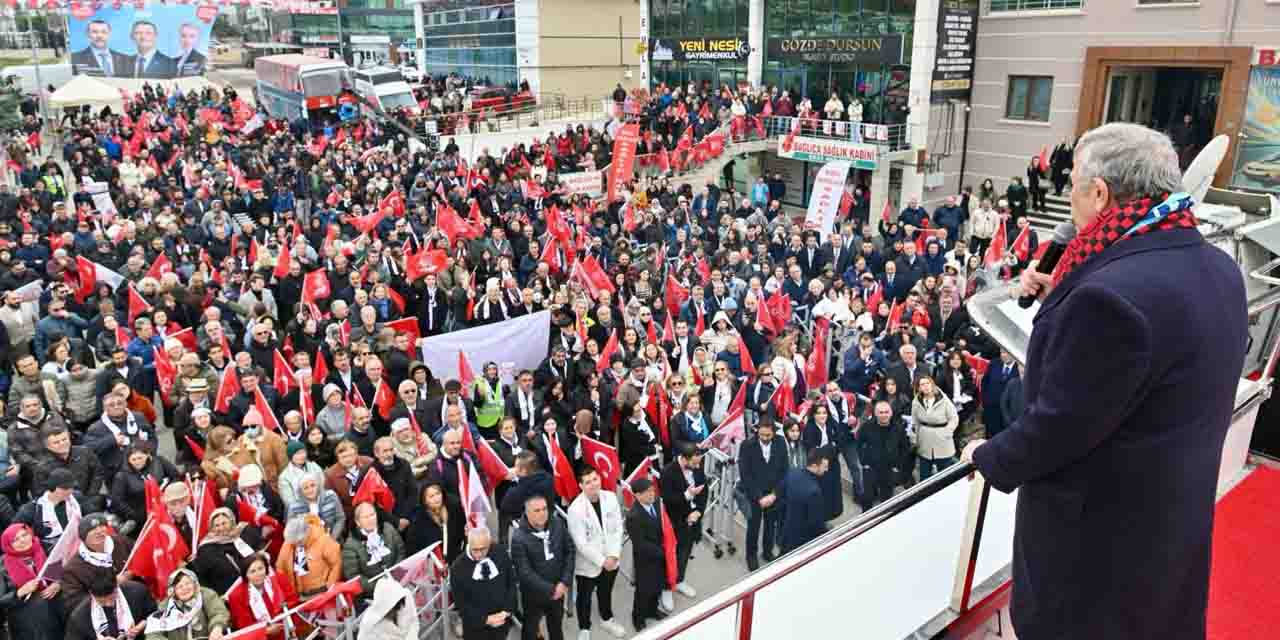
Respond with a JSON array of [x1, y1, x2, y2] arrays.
[[760, 114, 912, 152], [414, 93, 606, 137]]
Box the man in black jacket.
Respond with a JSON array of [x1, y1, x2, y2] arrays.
[[854, 401, 912, 507], [625, 478, 668, 632], [738, 420, 788, 570], [450, 527, 518, 640], [64, 573, 156, 640], [659, 443, 708, 599], [510, 494, 576, 640]]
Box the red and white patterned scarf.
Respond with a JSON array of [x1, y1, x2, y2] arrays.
[[1053, 194, 1198, 286]]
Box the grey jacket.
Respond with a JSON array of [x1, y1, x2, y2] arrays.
[[6, 372, 67, 419], [341, 523, 405, 596], [63, 368, 99, 424]]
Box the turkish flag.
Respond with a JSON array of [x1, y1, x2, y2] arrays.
[[185, 436, 206, 462], [169, 327, 198, 353], [125, 517, 190, 600], [154, 346, 177, 405], [437, 203, 481, 246], [75, 255, 97, 302], [695, 257, 711, 284], [385, 317, 421, 356], [579, 435, 621, 491], [254, 387, 282, 433], [214, 363, 240, 414], [380, 191, 405, 217], [272, 349, 295, 396], [143, 476, 166, 523], [545, 205, 573, 247], [662, 312, 676, 344], [737, 334, 756, 376], [301, 269, 331, 304], [467, 199, 485, 229], [193, 478, 219, 549], [146, 252, 173, 281], [540, 236, 563, 275], [373, 378, 395, 420], [964, 352, 991, 393], [774, 381, 795, 418], [865, 286, 884, 315], [457, 351, 476, 399], [887, 300, 906, 331], [984, 218, 1007, 268], [575, 255, 615, 298], [595, 328, 619, 373], [620, 457, 653, 508], [127, 285, 152, 326], [767, 292, 792, 327], [645, 384, 672, 447], [665, 274, 689, 319], [273, 241, 291, 281], [222, 623, 269, 640], [296, 577, 362, 615], [804, 317, 830, 391], [354, 467, 396, 513], [756, 296, 778, 336], [1010, 224, 1033, 262], [350, 207, 388, 235], [882, 198, 895, 223], [1038, 145, 1050, 172], [656, 144, 671, 173], [660, 503, 679, 589], [474, 437, 513, 490], [547, 434, 580, 502]]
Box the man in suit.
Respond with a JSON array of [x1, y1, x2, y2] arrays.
[[884, 342, 925, 393], [826, 226, 856, 280], [171, 23, 208, 77], [778, 448, 829, 554], [425, 380, 476, 433], [625, 478, 669, 632], [71, 19, 131, 77], [418, 273, 450, 336], [503, 369, 541, 437], [738, 419, 788, 570], [797, 233, 828, 280], [894, 241, 928, 293], [450, 527, 518, 640], [962, 123, 1249, 639], [126, 21, 174, 79], [880, 261, 906, 303], [979, 350, 1019, 439], [927, 294, 970, 347], [664, 318, 697, 373], [660, 444, 708, 599]]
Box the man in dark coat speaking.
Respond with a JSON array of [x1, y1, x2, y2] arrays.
[[961, 122, 1248, 640]]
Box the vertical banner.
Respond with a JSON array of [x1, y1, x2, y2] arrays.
[[804, 161, 851, 241], [608, 123, 641, 203]]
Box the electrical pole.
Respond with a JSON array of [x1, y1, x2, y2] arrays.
[[26, 8, 46, 125]]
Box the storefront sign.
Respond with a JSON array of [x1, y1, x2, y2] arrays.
[[649, 37, 749, 63], [778, 135, 878, 170], [561, 170, 604, 197], [1256, 47, 1280, 66], [1231, 67, 1280, 195], [766, 34, 903, 66], [932, 0, 978, 101]]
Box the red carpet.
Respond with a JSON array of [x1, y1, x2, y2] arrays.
[[1207, 466, 1280, 640]]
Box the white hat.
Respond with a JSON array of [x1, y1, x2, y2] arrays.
[[237, 464, 264, 489], [391, 418, 412, 432]]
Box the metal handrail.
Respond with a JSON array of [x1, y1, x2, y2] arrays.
[[635, 461, 983, 639]]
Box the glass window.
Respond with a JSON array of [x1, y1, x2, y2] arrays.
[[651, 0, 665, 37], [715, 0, 734, 33], [766, 0, 784, 37], [810, 0, 833, 35], [1005, 75, 1053, 121], [736, 0, 749, 34], [789, 0, 809, 35], [687, 0, 702, 35], [989, 0, 1083, 11]]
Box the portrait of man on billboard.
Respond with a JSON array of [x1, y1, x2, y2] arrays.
[[173, 23, 207, 77], [127, 20, 175, 78], [70, 19, 132, 77]]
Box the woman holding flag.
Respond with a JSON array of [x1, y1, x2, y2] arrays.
[[0, 522, 65, 640]]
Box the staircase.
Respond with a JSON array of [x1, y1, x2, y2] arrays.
[[1027, 193, 1073, 237]]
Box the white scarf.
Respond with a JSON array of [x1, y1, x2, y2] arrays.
[[440, 398, 470, 425], [468, 549, 499, 581], [477, 296, 507, 320], [248, 579, 275, 623], [92, 588, 136, 638], [37, 492, 81, 541], [144, 591, 203, 634], [529, 528, 555, 561], [363, 528, 391, 565], [100, 411, 141, 440], [77, 534, 115, 568], [293, 546, 309, 577], [516, 388, 534, 422]]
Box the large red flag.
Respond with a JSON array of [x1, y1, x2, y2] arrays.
[[737, 334, 756, 376], [548, 434, 580, 502], [272, 349, 295, 397], [474, 437, 513, 490], [406, 247, 448, 282], [169, 326, 198, 353], [350, 207, 388, 235], [595, 328, 619, 372], [124, 518, 190, 600], [353, 467, 396, 512], [154, 346, 177, 405], [301, 269, 331, 304], [214, 363, 240, 414], [984, 218, 1008, 268], [385, 317, 421, 356], [373, 379, 395, 420], [146, 253, 173, 281], [1010, 224, 1033, 262], [273, 241, 291, 281], [804, 317, 830, 391], [457, 351, 476, 399], [579, 435, 622, 491], [660, 503, 680, 589], [128, 285, 152, 326], [664, 274, 690, 319], [253, 387, 282, 433]]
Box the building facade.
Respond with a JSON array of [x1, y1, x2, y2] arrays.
[[936, 0, 1280, 211], [270, 1, 416, 68]]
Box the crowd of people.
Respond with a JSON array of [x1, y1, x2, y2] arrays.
[[0, 72, 1039, 640]]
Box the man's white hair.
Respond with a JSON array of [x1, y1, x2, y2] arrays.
[[1075, 123, 1182, 200]]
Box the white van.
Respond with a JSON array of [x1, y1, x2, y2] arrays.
[[351, 66, 419, 116], [1, 63, 74, 96]]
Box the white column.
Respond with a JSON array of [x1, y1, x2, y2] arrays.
[[900, 0, 938, 205], [514, 0, 541, 95], [639, 0, 651, 86], [412, 0, 427, 79], [747, 0, 764, 86], [870, 157, 891, 235]]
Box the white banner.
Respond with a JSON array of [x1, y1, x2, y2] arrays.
[[419, 310, 551, 385], [804, 161, 851, 241], [560, 170, 604, 197]]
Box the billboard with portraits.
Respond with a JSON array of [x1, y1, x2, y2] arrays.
[[68, 4, 219, 79]]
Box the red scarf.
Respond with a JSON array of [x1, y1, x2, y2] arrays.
[[1053, 195, 1198, 286], [1, 524, 47, 587]]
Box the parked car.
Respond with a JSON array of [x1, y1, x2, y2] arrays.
[[1244, 155, 1280, 183], [400, 65, 424, 84], [468, 86, 534, 115]]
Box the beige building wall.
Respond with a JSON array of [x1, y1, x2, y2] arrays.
[[534, 0, 643, 99]]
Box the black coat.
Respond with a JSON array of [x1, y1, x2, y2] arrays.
[[449, 545, 518, 636], [737, 436, 789, 503], [108, 457, 181, 524], [64, 580, 156, 640], [188, 528, 265, 594], [509, 513, 575, 602], [659, 460, 709, 535], [972, 227, 1248, 640], [371, 456, 419, 521], [406, 496, 466, 564], [625, 501, 668, 589], [778, 467, 826, 551], [854, 416, 912, 471], [980, 362, 1020, 439]]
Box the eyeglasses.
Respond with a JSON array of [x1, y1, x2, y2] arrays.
[[670, 381, 684, 387], [715, 367, 728, 373]]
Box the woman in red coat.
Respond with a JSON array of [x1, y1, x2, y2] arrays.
[[226, 552, 300, 640]]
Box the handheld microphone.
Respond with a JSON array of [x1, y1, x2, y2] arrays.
[[1018, 221, 1077, 309]]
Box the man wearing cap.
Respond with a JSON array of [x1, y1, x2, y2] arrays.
[[426, 379, 476, 434], [14, 467, 82, 550], [174, 376, 215, 466], [85, 393, 156, 475], [32, 424, 105, 509], [60, 512, 136, 610], [173, 351, 219, 403], [625, 478, 669, 631], [64, 572, 156, 640]]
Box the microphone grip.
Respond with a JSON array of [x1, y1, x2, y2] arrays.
[[1017, 242, 1068, 309]]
